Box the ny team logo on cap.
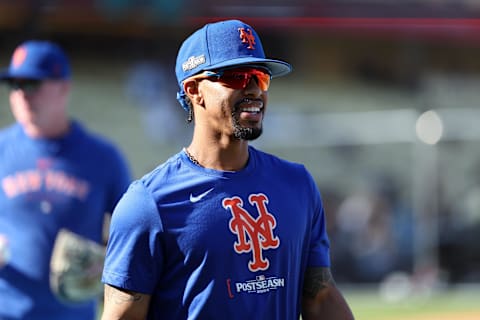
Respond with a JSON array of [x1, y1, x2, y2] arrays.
[[238, 27, 256, 50], [0, 40, 71, 80], [12, 47, 27, 68]]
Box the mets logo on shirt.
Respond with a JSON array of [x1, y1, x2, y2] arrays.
[[222, 193, 280, 272]]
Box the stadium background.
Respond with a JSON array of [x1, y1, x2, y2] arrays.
[[0, 1, 479, 319]]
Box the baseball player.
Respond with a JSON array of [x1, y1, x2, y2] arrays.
[[101, 20, 355, 319], [0, 40, 132, 319]]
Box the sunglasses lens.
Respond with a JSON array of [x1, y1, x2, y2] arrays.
[[219, 68, 271, 91], [8, 80, 41, 92], [252, 70, 271, 91], [220, 72, 249, 90]]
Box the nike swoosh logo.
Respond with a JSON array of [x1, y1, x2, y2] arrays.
[[190, 188, 214, 203]]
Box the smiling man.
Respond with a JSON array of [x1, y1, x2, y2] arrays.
[[101, 19, 355, 320]]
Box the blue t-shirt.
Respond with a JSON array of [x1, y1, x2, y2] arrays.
[[102, 146, 330, 319], [0, 122, 131, 320]]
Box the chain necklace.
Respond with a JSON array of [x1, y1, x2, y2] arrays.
[[184, 148, 202, 167]]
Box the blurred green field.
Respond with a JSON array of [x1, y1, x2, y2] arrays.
[[97, 286, 480, 319], [344, 286, 480, 320]]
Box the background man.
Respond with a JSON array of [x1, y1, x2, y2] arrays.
[[0, 40, 131, 319]]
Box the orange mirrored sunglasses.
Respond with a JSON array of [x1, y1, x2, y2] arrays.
[[189, 67, 271, 91]]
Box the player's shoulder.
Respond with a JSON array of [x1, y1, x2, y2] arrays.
[[138, 151, 185, 188], [251, 146, 317, 189], [0, 124, 23, 154], [117, 152, 186, 209], [0, 123, 21, 139], [251, 146, 307, 172], [70, 121, 126, 157], [71, 121, 114, 147], [110, 178, 160, 227]]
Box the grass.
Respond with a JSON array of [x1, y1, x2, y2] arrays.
[[344, 285, 480, 320]]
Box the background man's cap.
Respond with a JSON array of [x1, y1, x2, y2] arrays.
[[0, 40, 71, 81], [175, 19, 292, 111]]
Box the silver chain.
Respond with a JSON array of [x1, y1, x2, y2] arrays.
[[184, 148, 202, 167]]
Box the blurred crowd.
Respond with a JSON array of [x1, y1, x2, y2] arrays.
[[321, 171, 480, 285]]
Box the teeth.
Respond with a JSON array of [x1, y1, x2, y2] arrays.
[[242, 107, 260, 113], [239, 99, 263, 112]]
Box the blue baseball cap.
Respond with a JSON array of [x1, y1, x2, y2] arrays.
[[0, 40, 71, 81], [175, 19, 292, 111]]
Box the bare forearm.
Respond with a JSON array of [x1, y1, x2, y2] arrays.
[[301, 267, 355, 320]]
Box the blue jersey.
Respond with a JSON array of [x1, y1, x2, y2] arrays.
[[0, 122, 131, 320], [103, 146, 330, 319]]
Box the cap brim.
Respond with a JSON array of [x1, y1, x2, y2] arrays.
[[205, 57, 292, 78], [0, 69, 48, 81], [0, 69, 12, 81]]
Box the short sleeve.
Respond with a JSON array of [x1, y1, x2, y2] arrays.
[[106, 147, 132, 214], [306, 173, 331, 268], [102, 180, 163, 294]]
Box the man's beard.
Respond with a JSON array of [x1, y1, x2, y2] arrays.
[[232, 112, 263, 141]]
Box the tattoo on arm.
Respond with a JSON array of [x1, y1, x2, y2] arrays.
[[303, 267, 335, 299], [105, 285, 144, 305]]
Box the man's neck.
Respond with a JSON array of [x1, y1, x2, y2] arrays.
[[186, 140, 249, 171]]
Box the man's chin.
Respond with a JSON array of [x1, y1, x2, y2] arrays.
[[234, 126, 263, 140]]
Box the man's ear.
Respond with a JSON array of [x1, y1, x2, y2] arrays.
[[184, 80, 203, 106]]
